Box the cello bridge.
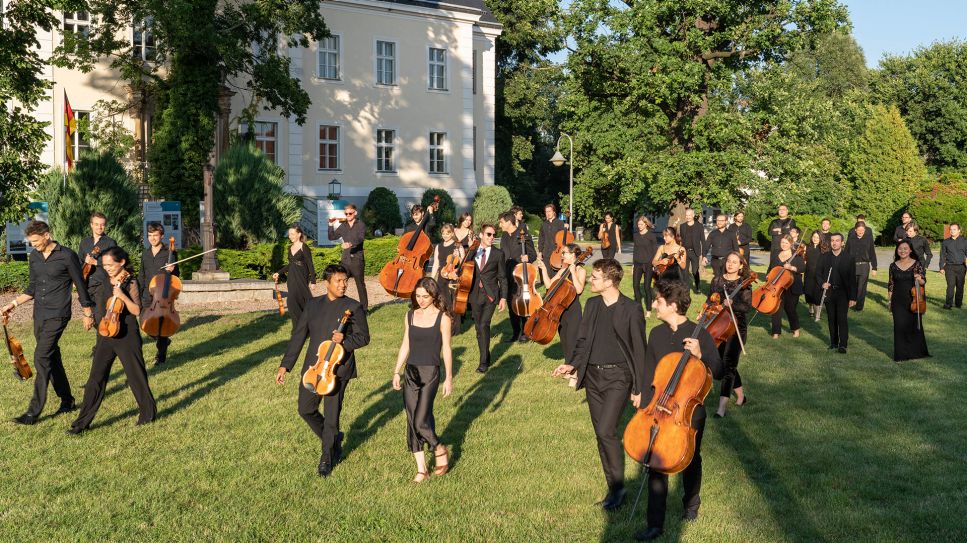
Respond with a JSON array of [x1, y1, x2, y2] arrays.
[[656, 405, 672, 416]]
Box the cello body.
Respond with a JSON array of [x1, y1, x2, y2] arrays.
[[3, 314, 31, 381], [750, 266, 793, 315], [140, 237, 182, 338], [451, 239, 480, 315], [302, 310, 351, 396], [524, 247, 593, 344], [511, 230, 542, 317], [378, 197, 439, 299], [549, 229, 575, 270]]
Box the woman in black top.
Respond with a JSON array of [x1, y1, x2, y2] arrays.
[[535, 243, 587, 378], [710, 252, 751, 418], [598, 212, 621, 260], [770, 235, 805, 338], [652, 227, 689, 289], [453, 212, 476, 249], [392, 277, 454, 483], [273, 224, 316, 327], [904, 223, 932, 270], [632, 216, 659, 317], [430, 224, 465, 333], [888, 241, 930, 362], [804, 230, 829, 318]]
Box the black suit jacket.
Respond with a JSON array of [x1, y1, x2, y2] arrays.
[[816, 251, 858, 300], [570, 294, 648, 395], [469, 246, 507, 303], [280, 295, 370, 379]]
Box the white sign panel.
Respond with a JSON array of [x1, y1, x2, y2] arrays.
[[316, 199, 350, 247], [142, 201, 183, 249]]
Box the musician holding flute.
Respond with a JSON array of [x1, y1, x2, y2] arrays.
[[816, 233, 857, 354]]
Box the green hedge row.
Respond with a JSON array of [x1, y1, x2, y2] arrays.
[[0, 261, 30, 291]]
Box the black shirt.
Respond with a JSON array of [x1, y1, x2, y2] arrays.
[[894, 224, 912, 244], [25, 242, 95, 320], [138, 244, 179, 304], [633, 230, 659, 265], [590, 302, 623, 365], [403, 214, 436, 235], [846, 232, 877, 270], [817, 250, 858, 299], [768, 217, 797, 246], [679, 221, 705, 255], [644, 320, 723, 405], [706, 228, 738, 258], [729, 222, 754, 247], [500, 225, 537, 265], [538, 219, 566, 262], [906, 235, 932, 269], [280, 294, 370, 378], [79, 234, 118, 299], [940, 236, 967, 268], [329, 220, 366, 257]]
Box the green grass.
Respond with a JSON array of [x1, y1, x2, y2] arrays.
[[1, 268, 965, 542]]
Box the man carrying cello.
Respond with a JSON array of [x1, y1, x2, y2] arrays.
[[499, 212, 537, 344], [139, 222, 177, 366]]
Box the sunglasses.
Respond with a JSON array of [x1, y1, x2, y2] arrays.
[[482, 232, 495, 237], [345, 211, 356, 216]]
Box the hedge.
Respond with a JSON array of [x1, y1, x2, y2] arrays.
[[0, 261, 30, 292], [908, 174, 967, 242], [755, 215, 858, 250]]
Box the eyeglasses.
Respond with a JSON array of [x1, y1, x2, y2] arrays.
[[482, 232, 495, 237], [345, 211, 356, 216]]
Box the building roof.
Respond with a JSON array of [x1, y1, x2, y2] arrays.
[[375, 0, 500, 25]]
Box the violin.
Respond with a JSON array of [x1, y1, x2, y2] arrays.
[[275, 281, 286, 317], [451, 239, 480, 315], [599, 222, 612, 249], [751, 242, 805, 315], [702, 272, 757, 347], [623, 305, 716, 474], [97, 270, 131, 338], [549, 227, 575, 270], [654, 247, 686, 276], [524, 247, 593, 344], [910, 284, 926, 315], [3, 313, 31, 381], [302, 310, 352, 395], [511, 231, 542, 317], [140, 237, 182, 338], [378, 196, 439, 298], [82, 246, 102, 281]]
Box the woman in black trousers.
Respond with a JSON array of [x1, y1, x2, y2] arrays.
[[430, 224, 465, 333], [273, 224, 316, 327], [632, 216, 659, 318], [770, 235, 805, 339], [710, 252, 751, 418], [70, 247, 156, 434], [392, 277, 454, 482], [804, 230, 828, 318]]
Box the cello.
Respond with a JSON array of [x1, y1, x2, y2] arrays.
[[378, 196, 439, 298], [451, 239, 480, 315], [702, 272, 757, 348], [524, 247, 593, 344], [140, 237, 181, 338], [549, 227, 575, 270], [302, 310, 352, 395], [751, 242, 805, 315], [97, 270, 132, 338], [3, 313, 31, 381], [82, 246, 102, 281], [511, 230, 542, 317]]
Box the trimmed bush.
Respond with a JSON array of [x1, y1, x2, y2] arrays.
[[524, 212, 542, 237], [472, 185, 513, 227], [0, 261, 29, 292], [756, 214, 857, 250], [908, 173, 967, 241], [362, 187, 403, 236]]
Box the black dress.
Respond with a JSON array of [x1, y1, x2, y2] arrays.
[[769, 252, 805, 335], [804, 245, 825, 305], [601, 223, 618, 260], [888, 261, 930, 362], [435, 241, 462, 332], [655, 248, 689, 290], [710, 275, 751, 399], [279, 245, 316, 326]]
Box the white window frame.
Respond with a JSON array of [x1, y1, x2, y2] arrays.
[[428, 131, 447, 174], [318, 123, 341, 172], [317, 34, 341, 81], [427, 46, 448, 92], [375, 127, 398, 174], [72, 110, 92, 162], [63, 11, 91, 36], [133, 17, 157, 61], [252, 121, 278, 164], [374, 39, 398, 87]]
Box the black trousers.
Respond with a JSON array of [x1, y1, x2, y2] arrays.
[[26, 317, 72, 417], [72, 330, 156, 430], [944, 264, 966, 307], [647, 408, 706, 529], [825, 291, 850, 348], [685, 250, 701, 293], [854, 262, 871, 311], [468, 297, 498, 367], [559, 300, 582, 365], [601, 246, 617, 260], [719, 323, 746, 399], [770, 291, 801, 335], [297, 365, 351, 463], [506, 269, 526, 339], [402, 364, 441, 452], [436, 277, 461, 332], [287, 290, 310, 327], [710, 256, 727, 281], [341, 253, 368, 310], [585, 364, 633, 492], [632, 264, 654, 310]]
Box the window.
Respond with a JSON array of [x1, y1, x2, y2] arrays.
[[472, 51, 477, 95], [428, 47, 447, 91], [376, 40, 396, 86], [72, 111, 92, 161], [253, 122, 277, 164], [318, 36, 340, 80], [429, 132, 446, 174], [376, 129, 396, 172], [133, 18, 156, 61], [63, 11, 91, 36], [319, 125, 339, 170]]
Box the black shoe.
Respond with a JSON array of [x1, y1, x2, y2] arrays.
[[683, 508, 699, 522], [601, 487, 626, 511], [713, 412, 725, 418], [476, 364, 489, 374], [55, 400, 77, 414], [837, 347, 847, 354], [517, 335, 530, 344], [828, 344, 837, 350], [154, 355, 166, 366], [736, 396, 749, 407], [13, 413, 37, 425], [634, 527, 664, 541], [67, 426, 84, 436], [332, 432, 344, 464], [943, 305, 952, 310]]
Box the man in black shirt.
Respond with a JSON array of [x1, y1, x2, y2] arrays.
[[403, 203, 435, 234], [768, 205, 797, 260], [678, 208, 705, 294], [499, 212, 537, 343], [553, 258, 647, 513], [894, 212, 913, 244], [277, 264, 370, 477], [940, 223, 967, 309], [819, 217, 833, 246], [328, 203, 368, 310], [538, 203, 566, 274], [633, 280, 723, 541], [817, 233, 858, 353], [78, 212, 117, 300], [1, 221, 95, 425], [845, 221, 877, 311], [139, 222, 178, 365], [468, 224, 507, 372], [728, 211, 754, 262], [705, 214, 738, 280]]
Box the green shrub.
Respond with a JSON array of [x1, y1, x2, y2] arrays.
[[755, 214, 857, 250], [0, 261, 29, 291], [524, 212, 542, 237], [362, 187, 403, 236], [416, 188, 456, 242], [908, 173, 967, 241], [312, 235, 402, 276], [472, 185, 513, 227]]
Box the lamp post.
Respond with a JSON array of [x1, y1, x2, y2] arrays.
[[549, 133, 574, 232]]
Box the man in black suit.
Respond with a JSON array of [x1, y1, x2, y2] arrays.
[[538, 203, 566, 274], [678, 208, 705, 293], [705, 214, 738, 280], [468, 223, 507, 372], [277, 264, 370, 477], [499, 211, 537, 343], [817, 233, 857, 353], [553, 258, 647, 512], [727, 211, 753, 262], [845, 221, 877, 311], [768, 205, 797, 260]]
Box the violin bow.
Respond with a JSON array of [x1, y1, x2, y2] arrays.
[[722, 287, 747, 355]]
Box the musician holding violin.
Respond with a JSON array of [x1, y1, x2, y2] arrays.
[[2, 221, 94, 426], [69, 246, 157, 434], [139, 222, 178, 366], [538, 203, 567, 274], [499, 212, 537, 344], [632, 216, 659, 318], [429, 223, 465, 331], [454, 212, 475, 249], [274, 224, 317, 327], [710, 252, 752, 418], [534, 243, 587, 370], [816, 233, 858, 354], [78, 212, 117, 300], [769, 235, 805, 339], [277, 264, 370, 477], [652, 228, 689, 289], [888, 241, 930, 362], [328, 203, 367, 311], [599, 212, 621, 260]]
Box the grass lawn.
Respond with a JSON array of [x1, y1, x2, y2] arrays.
[[1, 266, 965, 542]]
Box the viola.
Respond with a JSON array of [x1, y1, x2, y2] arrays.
[[511, 231, 542, 317], [3, 314, 31, 381], [702, 272, 757, 347], [623, 305, 716, 474], [302, 310, 352, 395], [378, 196, 439, 298], [524, 247, 593, 344], [599, 223, 612, 249], [751, 242, 805, 315], [275, 281, 286, 317], [549, 228, 575, 270], [440, 245, 463, 281], [82, 246, 102, 281], [140, 237, 182, 338], [910, 285, 926, 315], [97, 270, 132, 338], [451, 239, 481, 316]]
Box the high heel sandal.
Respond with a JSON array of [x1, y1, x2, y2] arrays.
[[433, 445, 450, 476], [413, 471, 429, 483]]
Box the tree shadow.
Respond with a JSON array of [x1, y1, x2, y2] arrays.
[[341, 381, 400, 462], [177, 314, 223, 333]]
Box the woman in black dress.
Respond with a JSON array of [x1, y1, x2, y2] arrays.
[[535, 243, 587, 382], [652, 227, 689, 289], [711, 252, 751, 418], [392, 277, 454, 482], [598, 212, 621, 260], [888, 241, 930, 362], [632, 216, 659, 317], [430, 224, 465, 332], [770, 235, 804, 339], [273, 224, 316, 327], [804, 230, 829, 318]]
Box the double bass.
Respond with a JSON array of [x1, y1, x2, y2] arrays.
[[511, 231, 542, 317], [97, 270, 132, 338], [3, 313, 31, 381], [378, 196, 439, 298], [751, 242, 805, 315], [523, 247, 593, 344], [82, 246, 102, 281], [451, 239, 481, 315], [140, 237, 181, 338], [702, 272, 757, 347], [302, 310, 352, 396]]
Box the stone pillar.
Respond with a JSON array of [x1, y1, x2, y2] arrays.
[[194, 86, 235, 281]]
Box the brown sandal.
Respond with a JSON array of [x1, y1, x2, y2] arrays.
[[433, 445, 450, 476], [413, 471, 429, 483]]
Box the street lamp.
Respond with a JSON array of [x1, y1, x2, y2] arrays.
[[328, 178, 342, 200], [549, 134, 574, 232]]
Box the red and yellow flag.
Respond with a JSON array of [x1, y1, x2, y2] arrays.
[[64, 91, 76, 170]]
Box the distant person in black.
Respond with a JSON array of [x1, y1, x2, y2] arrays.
[[678, 208, 705, 293], [768, 204, 797, 260], [804, 230, 829, 318], [728, 211, 754, 262], [845, 221, 877, 311], [511, 205, 531, 238], [634, 280, 723, 542], [78, 212, 117, 300], [817, 233, 858, 354], [273, 224, 316, 327], [391, 277, 454, 483], [538, 203, 566, 274], [2, 220, 95, 425], [453, 212, 475, 249], [711, 252, 751, 418], [939, 223, 967, 309], [903, 223, 932, 270], [552, 258, 647, 513], [705, 214, 738, 281], [888, 241, 930, 362], [769, 235, 805, 339], [819, 217, 833, 246], [429, 224, 464, 332], [598, 212, 621, 260], [69, 246, 156, 434], [328, 203, 368, 311], [499, 212, 537, 343], [894, 212, 914, 244], [468, 224, 507, 372], [139, 222, 177, 366], [277, 264, 370, 477], [653, 227, 689, 289], [632, 216, 659, 317]]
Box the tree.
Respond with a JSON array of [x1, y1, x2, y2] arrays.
[[787, 30, 868, 99]]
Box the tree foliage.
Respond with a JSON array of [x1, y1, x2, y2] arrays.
[[908, 173, 967, 242], [361, 187, 403, 236], [471, 185, 513, 227]]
